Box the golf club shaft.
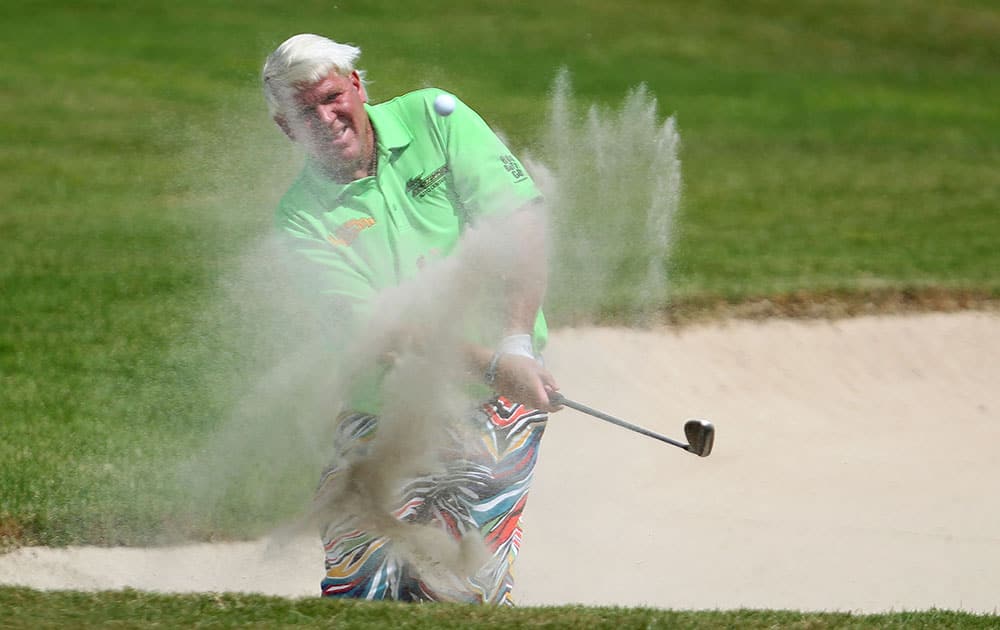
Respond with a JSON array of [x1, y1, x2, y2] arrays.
[[549, 393, 690, 451]]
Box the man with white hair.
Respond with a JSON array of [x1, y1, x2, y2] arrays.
[[262, 34, 559, 604]]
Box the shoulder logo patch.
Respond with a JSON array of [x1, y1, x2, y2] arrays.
[[500, 154, 528, 183]]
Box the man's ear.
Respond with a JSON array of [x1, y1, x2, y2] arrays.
[[274, 115, 295, 141], [351, 70, 368, 103]]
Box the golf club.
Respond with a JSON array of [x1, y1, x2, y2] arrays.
[[549, 392, 714, 457]]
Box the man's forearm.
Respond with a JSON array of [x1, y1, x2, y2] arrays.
[[500, 204, 548, 337]]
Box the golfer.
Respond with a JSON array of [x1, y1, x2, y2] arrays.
[[262, 33, 559, 604]]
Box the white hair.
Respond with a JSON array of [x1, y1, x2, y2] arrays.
[[262, 33, 366, 120]]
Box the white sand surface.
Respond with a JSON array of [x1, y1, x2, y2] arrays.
[[2, 312, 998, 613]]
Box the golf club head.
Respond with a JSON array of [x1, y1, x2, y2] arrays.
[[684, 419, 714, 457]]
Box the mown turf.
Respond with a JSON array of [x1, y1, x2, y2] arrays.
[[1, 0, 998, 547], [1, 587, 997, 629]]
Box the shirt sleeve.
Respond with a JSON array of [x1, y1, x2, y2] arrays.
[[423, 91, 550, 352], [432, 91, 543, 223]]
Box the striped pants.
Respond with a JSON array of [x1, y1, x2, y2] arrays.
[[317, 396, 548, 604]]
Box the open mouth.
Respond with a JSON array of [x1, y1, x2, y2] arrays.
[[328, 125, 352, 145], [311, 126, 353, 158]]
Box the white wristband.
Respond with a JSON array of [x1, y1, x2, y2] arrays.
[[497, 334, 534, 359], [484, 334, 536, 386]]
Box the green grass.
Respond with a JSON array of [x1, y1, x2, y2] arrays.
[[0, 0, 997, 557], [1, 587, 997, 629]]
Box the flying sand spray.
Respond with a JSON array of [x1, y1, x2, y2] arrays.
[[178, 70, 683, 591]]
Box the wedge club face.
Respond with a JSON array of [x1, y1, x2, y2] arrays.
[[684, 419, 715, 457]]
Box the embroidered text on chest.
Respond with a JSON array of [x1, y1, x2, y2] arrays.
[[405, 165, 450, 199]]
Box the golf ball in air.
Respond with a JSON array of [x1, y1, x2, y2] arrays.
[[434, 93, 456, 116]]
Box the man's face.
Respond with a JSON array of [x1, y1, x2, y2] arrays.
[[282, 70, 370, 176]]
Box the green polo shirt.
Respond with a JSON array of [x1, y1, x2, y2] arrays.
[[275, 88, 547, 412]]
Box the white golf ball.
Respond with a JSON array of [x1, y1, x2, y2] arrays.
[[433, 93, 456, 117]]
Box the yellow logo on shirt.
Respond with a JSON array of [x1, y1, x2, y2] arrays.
[[327, 217, 376, 247]]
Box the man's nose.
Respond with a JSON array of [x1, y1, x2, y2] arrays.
[[316, 105, 338, 124]]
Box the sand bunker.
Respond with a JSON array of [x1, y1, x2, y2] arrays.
[[2, 312, 998, 613]]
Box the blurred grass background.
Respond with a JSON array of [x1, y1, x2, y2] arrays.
[[1, 0, 998, 545]]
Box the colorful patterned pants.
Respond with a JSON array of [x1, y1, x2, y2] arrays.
[[317, 396, 548, 604]]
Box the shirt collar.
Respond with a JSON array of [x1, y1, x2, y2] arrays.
[[366, 101, 412, 154]]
